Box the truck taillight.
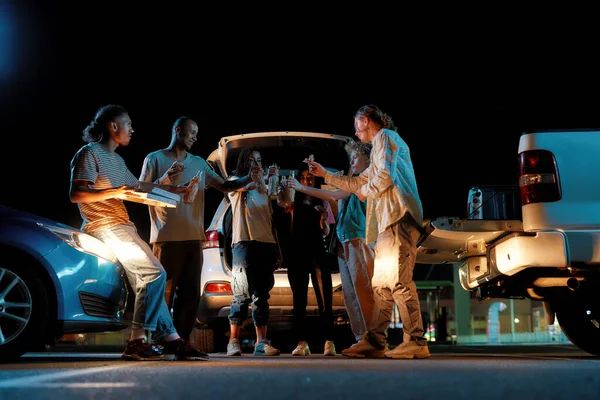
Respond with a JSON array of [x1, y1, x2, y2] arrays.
[[204, 282, 232, 294], [202, 230, 222, 250], [518, 150, 561, 205]]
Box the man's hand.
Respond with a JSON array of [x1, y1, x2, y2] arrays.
[[159, 161, 185, 184], [355, 187, 366, 202], [308, 161, 326, 178], [174, 185, 192, 195]]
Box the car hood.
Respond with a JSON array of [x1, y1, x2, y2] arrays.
[[206, 131, 354, 178]]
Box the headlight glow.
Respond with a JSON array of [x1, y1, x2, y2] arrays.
[[38, 223, 118, 263]]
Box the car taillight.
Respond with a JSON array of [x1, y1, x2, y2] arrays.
[[202, 230, 222, 250], [205, 282, 232, 294], [518, 150, 561, 205]]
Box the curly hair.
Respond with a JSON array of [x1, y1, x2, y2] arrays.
[[82, 104, 128, 143], [231, 147, 261, 209], [345, 141, 372, 158], [355, 104, 397, 132], [232, 147, 260, 178], [343, 141, 372, 176]]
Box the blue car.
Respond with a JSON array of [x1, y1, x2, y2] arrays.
[[0, 205, 128, 361]]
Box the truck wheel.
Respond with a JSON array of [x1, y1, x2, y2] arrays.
[[553, 288, 600, 356], [192, 327, 215, 353]]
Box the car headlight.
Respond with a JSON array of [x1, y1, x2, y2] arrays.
[[38, 223, 118, 264]]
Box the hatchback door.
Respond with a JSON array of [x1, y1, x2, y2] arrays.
[[206, 131, 354, 178]]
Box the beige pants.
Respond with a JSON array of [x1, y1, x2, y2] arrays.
[[340, 238, 375, 341], [370, 216, 426, 345]]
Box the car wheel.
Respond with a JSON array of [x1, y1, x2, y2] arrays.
[[192, 327, 215, 353], [0, 264, 50, 362], [553, 287, 600, 356]]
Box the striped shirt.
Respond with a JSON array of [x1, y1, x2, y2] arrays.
[[70, 142, 139, 233]]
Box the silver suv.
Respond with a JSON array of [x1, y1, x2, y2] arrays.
[[193, 131, 355, 352]]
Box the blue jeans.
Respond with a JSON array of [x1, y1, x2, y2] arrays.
[[228, 241, 276, 327], [91, 224, 176, 337]]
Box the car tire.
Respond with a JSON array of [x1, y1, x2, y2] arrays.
[[0, 264, 50, 362], [192, 326, 215, 353], [553, 287, 600, 356]]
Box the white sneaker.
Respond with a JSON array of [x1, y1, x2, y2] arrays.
[[292, 341, 311, 356], [324, 340, 336, 356], [227, 339, 242, 356]]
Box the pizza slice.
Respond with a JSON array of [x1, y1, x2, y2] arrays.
[[302, 154, 315, 163]]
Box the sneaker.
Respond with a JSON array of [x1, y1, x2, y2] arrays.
[[227, 339, 242, 356], [384, 341, 431, 359], [253, 339, 280, 356], [292, 341, 311, 356], [341, 336, 387, 358], [324, 340, 336, 356], [121, 338, 164, 361], [163, 339, 210, 361]]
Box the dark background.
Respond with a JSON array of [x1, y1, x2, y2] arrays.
[[2, 3, 599, 243]]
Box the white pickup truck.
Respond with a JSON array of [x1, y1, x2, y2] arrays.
[[416, 129, 600, 355]]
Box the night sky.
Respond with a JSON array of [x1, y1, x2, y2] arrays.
[[2, 3, 599, 244]]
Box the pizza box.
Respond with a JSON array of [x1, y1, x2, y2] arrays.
[[123, 186, 181, 208]]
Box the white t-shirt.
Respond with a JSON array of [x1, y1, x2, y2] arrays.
[[139, 150, 219, 242], [227, 176, 276, 245]]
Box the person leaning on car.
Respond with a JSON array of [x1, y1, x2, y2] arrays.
[[69, 105, 258, 361], [139, 116, 257, 345]]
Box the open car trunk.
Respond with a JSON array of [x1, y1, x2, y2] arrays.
[[207, 131, 353, 178], [207, 131, 354, 272]]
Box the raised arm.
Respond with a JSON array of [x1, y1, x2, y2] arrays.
[[308, 160, 368, 194], [286, 177, 350, 202], [205, 165, 259, 193]]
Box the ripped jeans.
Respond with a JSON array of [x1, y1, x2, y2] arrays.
[[228, 241, 276, 327]]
